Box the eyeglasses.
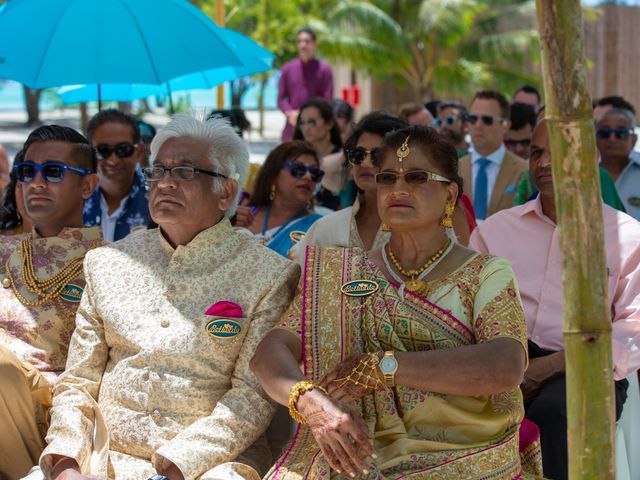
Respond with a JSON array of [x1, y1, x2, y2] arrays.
[[142, 166, 228, 182], [282, 161, 325, 182], [345, 147, 377, 166], [14, 161, 92, 184], [95, 143, 137, 160], [375, 170, 451, 186], [596, 128, 635, 140], [298, 119, 317, 128], [464, 114, 507, 126], [504, 139, 531, 148], [432, 116, 459, 127]]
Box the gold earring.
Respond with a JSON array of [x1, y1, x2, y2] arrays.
[[439, 200, 455, 228], [269, 184, 276, 201], [381, 223, 391, 232]]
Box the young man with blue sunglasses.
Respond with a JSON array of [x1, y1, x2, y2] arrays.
[[0, 125, 102, 479]]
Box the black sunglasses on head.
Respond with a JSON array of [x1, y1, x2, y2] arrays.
[[464, 114, 506, 126], [345, 147, 378, 166], [14, 161, 92, 184], [282, 161, 325, 182], [95, 143, 137, 160], [596, 128, 635, 140]]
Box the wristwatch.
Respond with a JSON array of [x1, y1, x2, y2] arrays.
[[379, 351, 398, 387]]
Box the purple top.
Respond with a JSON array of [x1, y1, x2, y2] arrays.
[[277, 58, 333, 141]]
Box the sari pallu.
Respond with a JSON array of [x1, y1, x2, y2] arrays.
[[268, 246, 543, 480]]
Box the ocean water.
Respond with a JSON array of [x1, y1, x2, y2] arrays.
[[0, 74, 279, 112]]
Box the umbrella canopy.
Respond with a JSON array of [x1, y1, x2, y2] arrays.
[[0, 0, 243, 88], [56, 28, 275, 104]]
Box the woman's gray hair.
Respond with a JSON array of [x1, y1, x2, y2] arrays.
[[149, 112, 249, 216]]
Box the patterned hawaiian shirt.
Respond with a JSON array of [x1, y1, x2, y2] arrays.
[[83, 169, 150, 241]]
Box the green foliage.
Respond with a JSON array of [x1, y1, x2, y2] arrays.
[[316, 0, 541, 100]]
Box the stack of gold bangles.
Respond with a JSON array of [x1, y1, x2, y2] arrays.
[[288, 380, 328, 425]]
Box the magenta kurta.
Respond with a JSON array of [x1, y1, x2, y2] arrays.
[[277, 58, 333, 141]]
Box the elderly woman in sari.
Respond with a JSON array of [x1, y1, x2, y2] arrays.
[[251, 125, 542, 479], [235, 140, 324, 256]]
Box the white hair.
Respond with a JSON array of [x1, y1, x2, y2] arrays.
[[149, 112, 249, 216]]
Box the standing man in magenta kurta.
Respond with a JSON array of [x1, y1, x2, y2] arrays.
[[278, 28, 334, 142]]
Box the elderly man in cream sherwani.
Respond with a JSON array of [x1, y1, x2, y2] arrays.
[[38, 114, 300, 480]]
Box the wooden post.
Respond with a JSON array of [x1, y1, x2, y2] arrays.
[[215, 0, 225, 110], [535, 1, 615, 478]]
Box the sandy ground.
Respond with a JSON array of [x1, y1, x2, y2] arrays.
[[0, 108, 285, 165]]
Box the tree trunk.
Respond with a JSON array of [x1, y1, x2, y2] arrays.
[[23, 86, 41, 127], [79, 103, 89, 134], [257, 75, 267, 137], [535, 1, 615, 479]]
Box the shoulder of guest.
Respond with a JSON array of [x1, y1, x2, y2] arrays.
[[603, 203, 640, 239], [234, 229, 297, 270], [0, 232, 25, 264], [504, 149, 528, 167], [476, 203, 531, 234], [87, 227, 155, 260]]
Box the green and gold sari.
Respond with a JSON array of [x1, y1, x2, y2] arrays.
[[268, 246, 542, 480]]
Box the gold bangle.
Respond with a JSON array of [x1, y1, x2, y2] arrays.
[[288, 380, 328, 425]]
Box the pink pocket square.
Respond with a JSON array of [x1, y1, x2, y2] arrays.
[[205, 301, 243, 318]]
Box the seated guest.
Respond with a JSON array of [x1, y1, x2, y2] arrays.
[[596, 108, 640, 220], [39, 114, 300, 480], [0, 169, 34, 236], [397, 101, 434, 126], [252, 126, 542, 479], [84, 109, 150, 241], [469, 118, 640, 480], [235, 141, 324, 256], [0, 126, 101, 479], [293, 98, 344, 210]]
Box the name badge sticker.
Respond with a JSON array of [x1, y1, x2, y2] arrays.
[[340, 280, 379, 297], [206, 319, 242, 338], [60, 284, 83, 303]]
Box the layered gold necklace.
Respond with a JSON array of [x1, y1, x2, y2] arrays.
[[4, 236, 86, 307], [387, 239, 452, 295]]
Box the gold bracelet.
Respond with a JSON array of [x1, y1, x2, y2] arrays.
[[288, 380, 328, 425]]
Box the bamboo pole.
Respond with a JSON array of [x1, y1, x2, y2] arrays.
[[535, 1, 615, 478], [215, 0, 225, 110]]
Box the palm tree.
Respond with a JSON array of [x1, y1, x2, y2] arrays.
[[313, 0, 540, 100]]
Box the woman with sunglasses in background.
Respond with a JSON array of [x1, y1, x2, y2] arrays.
[[235, 141, 325, 256], [252, 125, 542, 480], [293, 98, 345, 211]]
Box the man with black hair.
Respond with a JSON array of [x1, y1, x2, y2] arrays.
[[0, 125, 101, 478], [84, 108, 149, 241], [513, 85, 541, 111], [277, 28, 333, 142], [434, 100, 469, 157], [505, 103, 537, 159], [593, 95, 636, 121]]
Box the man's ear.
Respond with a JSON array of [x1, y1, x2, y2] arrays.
[[82, 173, 99, 200], [218, 179, 239, 211]]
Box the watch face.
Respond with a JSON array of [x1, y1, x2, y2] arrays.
[[380, 357, 397, 373]]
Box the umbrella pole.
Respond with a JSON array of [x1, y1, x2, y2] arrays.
[[98, 84, 102, 111], [167, 82, 175, 114]]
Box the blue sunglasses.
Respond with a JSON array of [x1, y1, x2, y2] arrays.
[[14, 161, 92, 184]]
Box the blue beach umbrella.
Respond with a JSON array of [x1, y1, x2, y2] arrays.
[[56, 28, 275, 105], [0, 0, 243, 91]]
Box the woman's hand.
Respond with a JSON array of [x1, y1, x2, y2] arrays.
[[298, 388, 375, 477], [234, 205, 255, 228], [321, 353, 384, 403]]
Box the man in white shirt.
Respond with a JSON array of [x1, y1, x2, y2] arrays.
[[458, 90, 527, 220]]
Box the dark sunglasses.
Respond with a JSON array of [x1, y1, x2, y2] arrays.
[[464, 114, 506, 126], [375, 170, 451, 186], [95, 143, 137, 160], [596, 128, 635, 140], [504, 139, 531, 148], [282, 161, 325, 182], [432, 116, 459, 127], [345, 147, 377, 166], [14, 161, 92, 184]]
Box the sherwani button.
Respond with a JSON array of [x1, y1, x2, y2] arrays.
[[151, 410, 161, 421], [160, 319, 170, 328]]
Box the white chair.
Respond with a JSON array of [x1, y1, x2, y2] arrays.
[[616, 372, 640, 480]]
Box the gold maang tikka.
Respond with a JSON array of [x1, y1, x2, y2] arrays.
[[396, 135, 410, 172]]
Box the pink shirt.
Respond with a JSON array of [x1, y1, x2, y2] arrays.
[[469, 196, 640, 380]]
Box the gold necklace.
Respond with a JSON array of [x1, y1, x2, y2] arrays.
[[4, 236, 86, 307], [387, 239, 451, 295]]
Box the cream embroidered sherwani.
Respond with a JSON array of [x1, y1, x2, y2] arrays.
[[0, 226, 103, 479], [40, 219, 300, 480]]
